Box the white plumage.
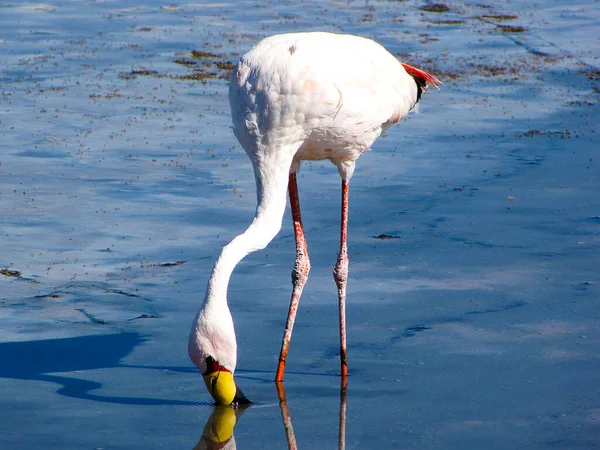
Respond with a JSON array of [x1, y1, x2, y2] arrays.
[[189, 32, 439, 399], [230, 32, 421, 179]]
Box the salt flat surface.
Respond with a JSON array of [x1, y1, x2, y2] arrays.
[[1, 0, 599, 448]]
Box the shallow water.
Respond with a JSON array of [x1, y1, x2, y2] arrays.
[[1, 0, 599, 448]]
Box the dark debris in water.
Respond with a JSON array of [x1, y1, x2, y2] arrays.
[[188, 49, 235, 80], [581, 68, 600, 81], [119, 68, 159, 80], [191, 50, 223, 59], [130, 68, 160, 77], [173, 59, 197, 66], [432, 68, 461, 80], [215, 61, 235, 71], [478, 64, 512, 76], [141, 260, 186, 268], [373, 234, 402, 240], [405, 325, 432, 335], [431, 19, 465, 25], [120, 49, 235, 83], [34, 292, 63, 299], [0, 268, 35, 283], [569, 100, 595, 107], [175, 72, 218, 82], [105, 288, 140, 298], [120, 68, 219, 83], [76, 308, 107, 325], [160, 260, 186, 267], [421, 4, 450, 13], [390, 325, 433, 344], [498, 25, 527, 33], [480, 14, 518, 21], [129, 313, 160, 321], [1, 268, 21, 278], [522, 129, 573, 139]]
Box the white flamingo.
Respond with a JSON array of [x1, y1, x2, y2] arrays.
[[188, 32, 440, 404]]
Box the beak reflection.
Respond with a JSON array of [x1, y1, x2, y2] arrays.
[[194, 405, 249, 450]]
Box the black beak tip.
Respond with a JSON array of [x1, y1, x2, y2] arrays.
[[233, 385, 251, 405]]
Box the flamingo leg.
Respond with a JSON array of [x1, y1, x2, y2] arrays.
[[333, 179, 350, 377], [275, 172, 311, 382]]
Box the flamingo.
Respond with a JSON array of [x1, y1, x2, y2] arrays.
[[188, 32, 440, 405]]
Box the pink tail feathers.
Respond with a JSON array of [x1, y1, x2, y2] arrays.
[[401, 63, 441, 89]]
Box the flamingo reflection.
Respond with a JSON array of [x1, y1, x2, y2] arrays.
[[193, 404, 249, 450], [276, 379, 347, 450], [276, 382, 298, 450], [195, 381, 347, 449]]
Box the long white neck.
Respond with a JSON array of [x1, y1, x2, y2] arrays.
[[202, 151, 294, 313]]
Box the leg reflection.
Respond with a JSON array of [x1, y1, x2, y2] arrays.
[[338, 377, 347, 450], [276, 381, 298, 450], [276, 380, 348, 450]]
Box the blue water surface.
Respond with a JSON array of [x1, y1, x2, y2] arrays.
[[1, 0, 599, 448]]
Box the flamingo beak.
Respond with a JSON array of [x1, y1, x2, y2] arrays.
[[203, 357, 251, 405]]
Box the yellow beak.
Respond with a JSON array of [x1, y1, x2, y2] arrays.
[[202, 359, 251, 405], [203, 370, 238, 405]]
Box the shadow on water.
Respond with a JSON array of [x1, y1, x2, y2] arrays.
[[194, 380, 348, 450], [0, 332, 202, 406]]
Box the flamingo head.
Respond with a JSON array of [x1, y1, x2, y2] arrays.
[[188, 308, 250, 405], [202, 356, 250, 405]]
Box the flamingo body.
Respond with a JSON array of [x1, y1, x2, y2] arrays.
[[189, 32, 439, 403], [229, 32, 420, 179]]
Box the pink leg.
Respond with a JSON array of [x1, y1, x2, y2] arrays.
[[333, 180, 349, 377], [276, 172, 311, 382]]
